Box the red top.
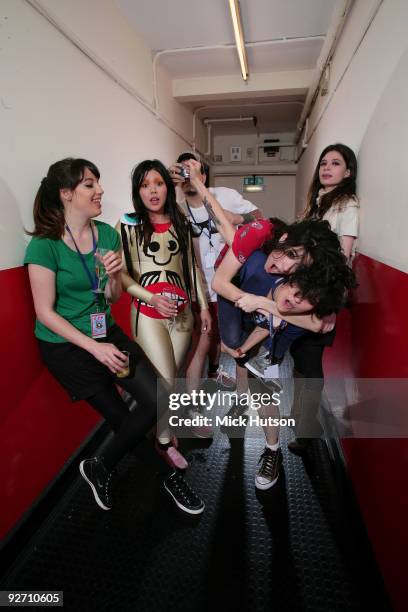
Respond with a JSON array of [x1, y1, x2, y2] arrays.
[[152, 222, 172, 233], [215, 219, 274, 268]]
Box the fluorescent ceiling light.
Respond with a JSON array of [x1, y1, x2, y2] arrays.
[[244, 185, 264, 193], [228, 0, 249, 81]]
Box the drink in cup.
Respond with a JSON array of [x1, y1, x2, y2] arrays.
[[116, 350, 130, 378]]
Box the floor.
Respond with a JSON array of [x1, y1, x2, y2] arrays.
[[1, 355, 390, 611]]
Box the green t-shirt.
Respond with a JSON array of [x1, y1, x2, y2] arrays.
[[24, 221, 121, 343]]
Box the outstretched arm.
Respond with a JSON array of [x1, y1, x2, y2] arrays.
[[235, 293, 335, 333], [212, 248, 245, 302], [222, 326, 270, 359], [185, 159, 236, 245], [240, 326, 270, 354]]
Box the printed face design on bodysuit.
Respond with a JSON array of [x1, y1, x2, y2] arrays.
[[145, 236, 180, 266]]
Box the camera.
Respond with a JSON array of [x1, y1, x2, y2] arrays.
[[178, 166, 190, 179]]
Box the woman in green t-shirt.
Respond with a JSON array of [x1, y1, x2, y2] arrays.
[[25, 157, 204, 515]]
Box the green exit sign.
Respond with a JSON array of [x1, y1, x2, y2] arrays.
[[244, 176, 264, 185]]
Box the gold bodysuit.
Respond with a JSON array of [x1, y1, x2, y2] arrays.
[[118, 213, 207, 387]]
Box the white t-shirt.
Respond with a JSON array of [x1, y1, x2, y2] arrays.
[[322, 199, 359, 238], [319, 195, 359, 258], [182, 187, 257, 302]]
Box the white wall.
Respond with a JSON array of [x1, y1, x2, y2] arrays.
[[213, 132, 296, 165], [213, 174, 296, 222], [357, 47, 408, 271], [0, 0, 199, 270], [38, 0, 154, 104], [295, 0, 408, 272]]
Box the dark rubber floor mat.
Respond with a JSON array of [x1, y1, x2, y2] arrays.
[[1, 427, 389, 612]]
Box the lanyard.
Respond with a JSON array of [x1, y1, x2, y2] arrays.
[[187, 201, 214, 247], [65, 223, 99, 300]]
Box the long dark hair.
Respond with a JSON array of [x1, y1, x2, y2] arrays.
[[263, 218, 348, 270], [302, 143, 358, 220], [122, 159, 196, 302], [28, 158, 100, 239], [283, 258, 356, 318]]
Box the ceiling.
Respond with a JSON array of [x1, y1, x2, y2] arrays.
[[115, 0, 341, 137]]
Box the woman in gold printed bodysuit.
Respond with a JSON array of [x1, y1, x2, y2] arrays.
[[118, 159, 211, 470]]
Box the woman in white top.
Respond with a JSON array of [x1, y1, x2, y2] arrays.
[[300, 143, 359, 260], [289, 143, 359, 454]]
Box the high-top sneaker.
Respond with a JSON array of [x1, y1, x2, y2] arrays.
[[79, 457, 116, 510], [255, 447, 283, 490]]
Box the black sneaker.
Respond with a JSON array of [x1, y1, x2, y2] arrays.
[[255, 447, 282, 490], [163, 471, 205, 515], [79, 457, 116, 510]]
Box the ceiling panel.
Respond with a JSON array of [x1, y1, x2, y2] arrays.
[[159, 37, 324, 78], [116, 0, 338, 51], [201, 101, 304, 134], [241, 0, 338, 41], [247, 38, 324, 73], [116, 0, 235, 49], [115, 0, 342, 138]]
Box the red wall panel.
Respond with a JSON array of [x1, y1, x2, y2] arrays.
[[0, 267, 100, 539], [324, 254, 408, 612], [0, 266, 133, 540]]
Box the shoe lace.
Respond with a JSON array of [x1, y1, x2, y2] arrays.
[[216, 368, 226, 382], [214, 367, 234, 385], [258, 449, 280, 478], [170, 472, 198, 504], [100, 466, 116, 501]]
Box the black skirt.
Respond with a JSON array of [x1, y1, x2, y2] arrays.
[[38, 324, 144, 402]]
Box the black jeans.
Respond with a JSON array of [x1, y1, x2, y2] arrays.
[[39, 325, 168, 471], [87, 358, 168, 471]]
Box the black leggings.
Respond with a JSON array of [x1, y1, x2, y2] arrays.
[[87, 358, 167, 471]]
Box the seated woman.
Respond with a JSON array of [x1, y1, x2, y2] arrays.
[[25, 158, 204, 515], [117, 159, 211, 470]]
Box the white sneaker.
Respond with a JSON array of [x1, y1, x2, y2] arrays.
[[208, 367, 236, 390], [245, 350, 282, 392]]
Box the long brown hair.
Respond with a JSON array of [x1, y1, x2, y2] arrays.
[[28, 158, 100, 239], [301, 144, 358, 220]]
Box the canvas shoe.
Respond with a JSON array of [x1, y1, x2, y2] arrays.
[[163, 471, 205, 515]]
